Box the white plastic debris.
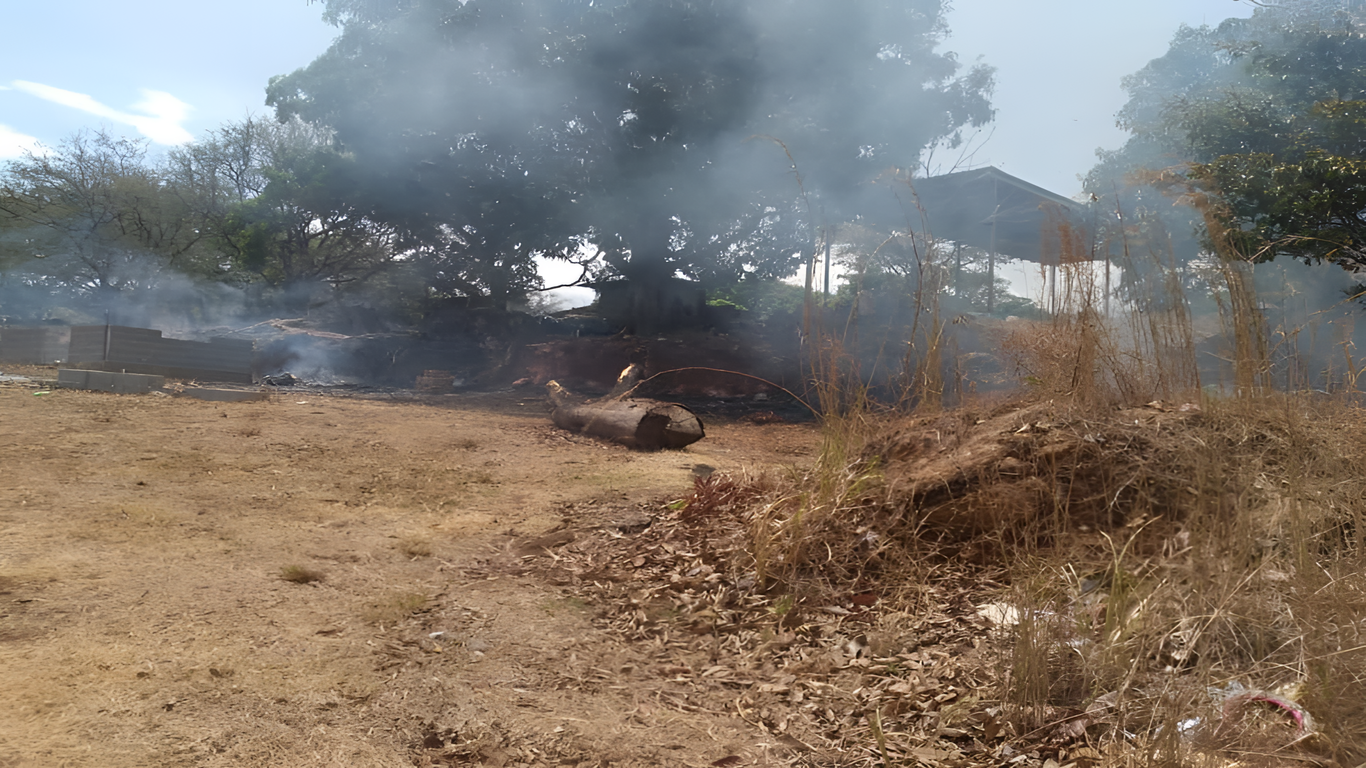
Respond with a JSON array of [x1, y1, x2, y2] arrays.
[[976, 602, 1021, 627]]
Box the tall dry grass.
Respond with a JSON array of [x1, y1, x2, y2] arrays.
[[985, 196, 1366, 765], [728, 181, 1366, 764], [997, 394, 1366, 766], [744, 196, 954, 597]]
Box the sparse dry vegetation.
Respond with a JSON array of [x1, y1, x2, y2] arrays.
[[0, 383, 816, 767], [622, 213, 1366, 766], [361, 590, 430, 626], [396, 534, 435, 558], [5, 208, 1366, 768], [470, 207, 1366, 767], [280, 564, 326, 584]]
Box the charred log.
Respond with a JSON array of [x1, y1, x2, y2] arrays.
[[546, 377, 704, 450]]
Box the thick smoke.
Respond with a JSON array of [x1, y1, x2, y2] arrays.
[[9, 0, 1363, 397], [1249, 258, 1366, 392], [266, 0, 996, 295]]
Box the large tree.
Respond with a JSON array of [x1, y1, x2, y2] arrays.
[[1088, 0, 1366, 269], [267, 0, 994, 311]]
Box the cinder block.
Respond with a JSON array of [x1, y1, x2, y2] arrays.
[[0, 326, 70, 364], [174, 387, 269, 402], [57, 369, 165, 394], [67, 325, 253, 383]]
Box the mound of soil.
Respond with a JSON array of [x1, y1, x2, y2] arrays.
[[870, 399, 1207, 539]]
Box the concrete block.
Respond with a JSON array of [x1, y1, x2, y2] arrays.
[[174, 387, 269, 402], [0, 326, 70, 364], [57, 369, 165, 394], [67, 326, 253, 383]]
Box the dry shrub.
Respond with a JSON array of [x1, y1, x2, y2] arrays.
[[360, 590, 429, 626], [871, 399, 1199, 541], [997, 231, 1200, 410], [702, 387, 1366, 764], [706, 186, 1366, 764], [280, 564, 325, 584], [681, 472, 772, 526], [738, 404, 908, 595], [992, 394, 1366, 766], [396, 534, 434, 558]]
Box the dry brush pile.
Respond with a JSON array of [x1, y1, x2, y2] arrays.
[[523, 391, 1366, 767]]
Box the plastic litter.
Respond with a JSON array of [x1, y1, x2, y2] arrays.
[[1219, 688, 1315, 739], [1165, 683, 1316, 744]]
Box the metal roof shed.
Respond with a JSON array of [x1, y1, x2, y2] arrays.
[[882, 166, 1093, 313], [908, 166, 1088, 265]]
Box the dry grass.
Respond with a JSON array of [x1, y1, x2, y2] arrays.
[[703, 394, 1366, 765], [0, 385, 813, 768], [360, 590, 429, 626], [700, 200, 1366, 765], [280, 564, 326, 584], [396, 533, 434, 558], [971, 395, 1366, 764]]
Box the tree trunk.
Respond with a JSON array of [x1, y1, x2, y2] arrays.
[[546, 377, 704, 450]]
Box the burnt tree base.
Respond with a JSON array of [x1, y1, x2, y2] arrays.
[[547, 378, 704, 450]]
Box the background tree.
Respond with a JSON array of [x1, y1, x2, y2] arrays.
[[170, 118, 402, 301], [268, 0, 593, 308], [0, 131, 219, 310], [1087, 0, 1366, 271]]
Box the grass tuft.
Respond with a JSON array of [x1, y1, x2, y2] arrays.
[[396, 535, 434, 558], [360, 591, 428, 626], [280, 564, 325, 584]]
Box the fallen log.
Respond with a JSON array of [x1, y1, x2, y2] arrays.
[[547, 375, 705, 450]]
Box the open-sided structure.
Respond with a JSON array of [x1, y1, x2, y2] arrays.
[[910, 166, 1088, 263], [878, 166, 1094, 312]]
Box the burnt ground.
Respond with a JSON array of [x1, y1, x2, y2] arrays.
[[0, 369, 826, 767]]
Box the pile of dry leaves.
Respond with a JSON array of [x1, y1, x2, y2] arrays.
[[511, 394, 1366, 766]]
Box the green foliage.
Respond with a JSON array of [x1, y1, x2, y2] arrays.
[[1195, 142, 1366, 264], [172, 118, 399, 292], [706, 278, 806, 324], [1089, 1, 1366, 270], [269, 0, 995, 307], [0, 131, 220, 300]]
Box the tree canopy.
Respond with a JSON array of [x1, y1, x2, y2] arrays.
[[1088, 0, 1366, 269], [171, 118, 401, 293], [0, 131, 218, 301], [2, 0, 996, 329], [266, 0, 995, 302]]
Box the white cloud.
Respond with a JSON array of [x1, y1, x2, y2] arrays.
[[0, 124, 39, 159], [11, 80, 194, 145]]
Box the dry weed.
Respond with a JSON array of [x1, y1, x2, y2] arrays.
[[361, 591, 429, 626], [650, 390, 1366, 765], [280, 564, 325, 584], [396, 534, 434, 558], [988, 394, 1366, 766]]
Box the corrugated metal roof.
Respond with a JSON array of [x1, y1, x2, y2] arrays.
[[903, 166, 1092, 264]]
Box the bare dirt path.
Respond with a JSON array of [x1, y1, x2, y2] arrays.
[[0, 381, 818, 767]]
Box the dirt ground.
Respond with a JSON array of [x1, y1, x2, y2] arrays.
[[0, 370, 820, 767]]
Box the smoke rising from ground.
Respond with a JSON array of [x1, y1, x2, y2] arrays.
[[267, 0, 995, 296], [4, 0, 1366, 399]]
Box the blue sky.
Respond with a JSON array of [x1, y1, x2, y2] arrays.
[[944, 0, 1256, 195], [1, 0, 1256, 199], [0, 0, 336, 159]]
